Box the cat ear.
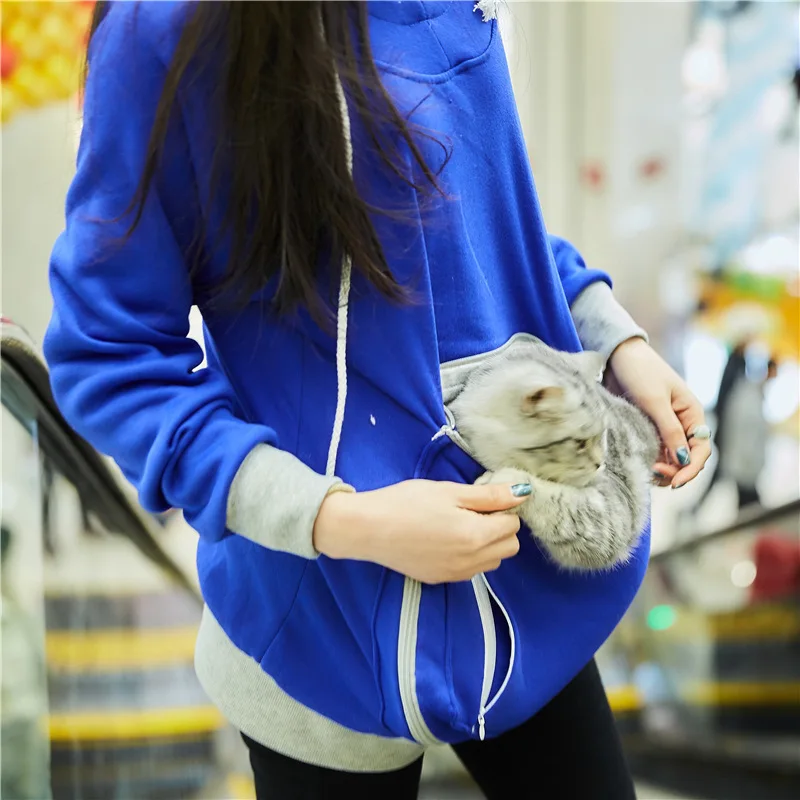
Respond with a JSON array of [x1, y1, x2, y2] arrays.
[[571, 351, 605, 382], [522, 385, 564, 413]]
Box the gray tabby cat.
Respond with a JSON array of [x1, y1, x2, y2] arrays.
[[449, 339, 659, 571]]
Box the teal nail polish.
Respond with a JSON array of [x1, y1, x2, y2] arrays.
[[652, 471, 667, 480], [511, 483, 532, 497], [676, 447, 690, 467], [672, 483, 685, 490]]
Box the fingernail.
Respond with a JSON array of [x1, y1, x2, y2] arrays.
[[676, 447, 690, 467], [652, 471, 667, 481], [511, 483, 532, 497], [672, 482, 685, 490]]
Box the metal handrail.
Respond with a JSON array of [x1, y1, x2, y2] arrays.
[[651, 499, 800, 563], [1, 321, 199, 597]]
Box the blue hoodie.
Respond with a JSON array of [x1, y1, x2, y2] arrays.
[[45, 0, 649, 766]]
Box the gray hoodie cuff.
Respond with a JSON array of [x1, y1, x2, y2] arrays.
[[226, 444, 354, 559], [570, 281, 648, 363]]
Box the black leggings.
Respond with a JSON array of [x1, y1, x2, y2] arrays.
[[242, 659, 636, 799]]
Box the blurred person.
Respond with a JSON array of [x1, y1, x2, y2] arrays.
[[719, 358, 778, 510], [43, 3, 711, 798], [712, 337, 749, 457], [689, 337, 749, 512]]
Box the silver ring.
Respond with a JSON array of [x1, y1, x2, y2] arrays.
[[690, 424, 712, 441]]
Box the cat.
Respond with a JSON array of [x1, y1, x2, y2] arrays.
[[448, 339, 660, 571]]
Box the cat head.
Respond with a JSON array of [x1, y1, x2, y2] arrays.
[[454, 347, 608, 487]]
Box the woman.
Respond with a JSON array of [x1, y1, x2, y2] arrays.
[[45, 2, 710, 797]]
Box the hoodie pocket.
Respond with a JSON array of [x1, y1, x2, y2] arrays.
[[376, 337, 542, 743], [388, 424, 516, 744]]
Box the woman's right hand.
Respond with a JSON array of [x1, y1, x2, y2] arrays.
[[313, 480, 529, 584]]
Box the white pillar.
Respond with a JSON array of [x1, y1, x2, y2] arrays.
[[505, 1, 691, 341]]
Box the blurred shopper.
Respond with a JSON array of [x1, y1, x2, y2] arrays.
[[713, 338, 750, 455], [44, 3, 711, 797], [690, 338, 749, 511], [719, 358, 778, 509]]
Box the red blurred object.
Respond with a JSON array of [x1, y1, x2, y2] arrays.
[[639, 156, 666, 180], [580, 162, 605, 189], [749, 532, 800, 603], [1, 43, 17, 81]]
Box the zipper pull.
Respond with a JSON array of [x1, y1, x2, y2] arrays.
[[477, 712, 486, 741]]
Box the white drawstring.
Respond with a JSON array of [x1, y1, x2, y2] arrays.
[[325, 70, 353, 478]]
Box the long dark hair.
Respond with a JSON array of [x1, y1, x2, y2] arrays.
[[87, 1, 443, 324]]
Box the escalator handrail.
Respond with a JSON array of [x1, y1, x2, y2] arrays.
[[1, 319, 199, 597], [651, 498, 800, 563]]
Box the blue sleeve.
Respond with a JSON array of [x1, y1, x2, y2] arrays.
[[44, 5, 276, 541], [548, 235, 612, 306]]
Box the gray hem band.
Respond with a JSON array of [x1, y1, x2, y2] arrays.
[[194, 606, 424, 772], [570, 281, 648, 363]]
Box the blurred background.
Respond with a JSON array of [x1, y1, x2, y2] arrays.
[[1, 1, 798, 799]]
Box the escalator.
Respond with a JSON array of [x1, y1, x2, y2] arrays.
[[1, 319, 234, 800], [600, 499, 800, 800]]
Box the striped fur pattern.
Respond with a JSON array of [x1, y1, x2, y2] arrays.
[[450, 340, 659, 571]]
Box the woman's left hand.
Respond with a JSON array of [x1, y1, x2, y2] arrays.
[[606, 337, 712, 489]]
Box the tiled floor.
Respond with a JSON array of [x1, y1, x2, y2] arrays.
[[210, 774, 699, 799], [416, 781, 699, 799], [636, 783, 701, 800]]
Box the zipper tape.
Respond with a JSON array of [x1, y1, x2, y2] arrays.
[[397, 576, 443, 746]]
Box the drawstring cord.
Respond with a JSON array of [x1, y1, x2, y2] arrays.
[[325, 70, 353, 478]]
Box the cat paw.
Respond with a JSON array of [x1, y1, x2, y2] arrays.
[[475, 471, 494, 486], [475, 469, 532, 515], [538, 537, 633, 572], [489, 467, 533, 487]]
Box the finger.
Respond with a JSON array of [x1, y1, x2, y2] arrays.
[[456, 481, 532, 513], [477, 540, 521, 574], [475, 512, 522, 545], [670, 389, 713, 489], [671, 439, 712, 489], [647, 395, 691, 469], [478, 529, 522, 560], [652, 461, 678, 487]]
